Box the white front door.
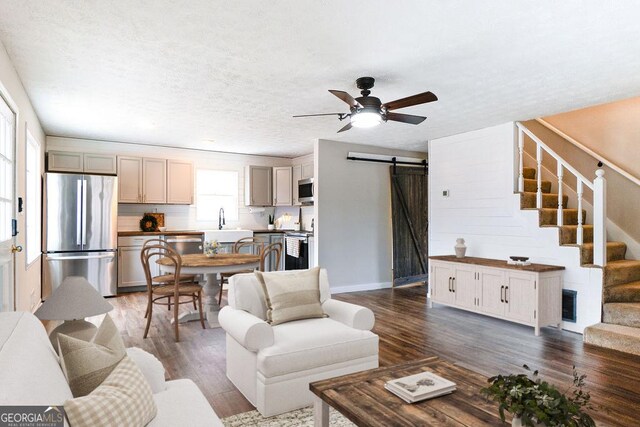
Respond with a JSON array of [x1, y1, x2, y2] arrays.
[[0, 93, 17, 311]]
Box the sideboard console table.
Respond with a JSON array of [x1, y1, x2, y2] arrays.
[[428, 255, 565, 335]]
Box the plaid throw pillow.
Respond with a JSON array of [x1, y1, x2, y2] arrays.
[[255, 267, 325, 325], [64, 355, 157, 427], [58, 314, 126, 397]]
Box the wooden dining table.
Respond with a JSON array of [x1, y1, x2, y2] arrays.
[[157, 253, 260, 328]]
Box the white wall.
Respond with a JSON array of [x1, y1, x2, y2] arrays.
[[46, 136, 294, 231], [0, 41, 46, 312], [315, 138, 427, 293], [429, 122, 602, 333]]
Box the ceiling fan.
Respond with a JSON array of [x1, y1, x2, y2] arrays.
[[293, 77, 437, 133]]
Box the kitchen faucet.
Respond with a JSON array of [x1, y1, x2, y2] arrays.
[[218, 207, 225, 230]]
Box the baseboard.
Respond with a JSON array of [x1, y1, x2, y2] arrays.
[[330, 281, 393, 294]]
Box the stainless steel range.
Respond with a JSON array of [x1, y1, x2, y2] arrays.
[[284, 231, 314, 270]]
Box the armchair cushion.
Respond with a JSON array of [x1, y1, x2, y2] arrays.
[[126, 347, 166, 394], [255, 267, 324, 325], [219, 306, 274, 351], [322, 299, 375, 331], [257, 318, 378, 378], [228, 269, 332, 320]]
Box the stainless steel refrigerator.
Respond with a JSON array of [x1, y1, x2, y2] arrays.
[[43, 173, 118, 298]]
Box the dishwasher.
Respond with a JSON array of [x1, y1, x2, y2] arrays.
[[164, 234, 204, 255]]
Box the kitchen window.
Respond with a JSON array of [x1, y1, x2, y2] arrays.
[[25, 130, 41, 265], [196, 169, 239, 222]]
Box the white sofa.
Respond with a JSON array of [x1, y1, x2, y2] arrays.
[[0, 311, 223, 427], [219, 269, 379, 417]]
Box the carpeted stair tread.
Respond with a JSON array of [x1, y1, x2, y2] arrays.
[[559, 225, 593, 245], [605, 281, 640, 303], [522, 167, 536, 180], [539, 208, 586, 226], [520, 192, 569, 209], [604, 260, 640, 288], [584, 323, 640, 356], [523, 178, 552, 193], [581, 242, 627, 265], [603, 303, 640, 328]]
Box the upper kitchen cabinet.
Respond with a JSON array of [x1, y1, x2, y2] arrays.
[[84, 153, 117, 174], [118, 156, 166, 203], [273, 166, 293, 206], [301, 161, 314, 179], [245, 166, 272, 206], [167, 160, 194, 204], [118, 156, 143, 203], [292, 164, 302, 205], [47, 151, 117, 174], [142, 158, 167, 204]]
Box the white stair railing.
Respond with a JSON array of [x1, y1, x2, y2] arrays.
[[515, 122, 607, 266]]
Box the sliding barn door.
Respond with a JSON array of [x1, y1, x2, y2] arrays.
[[390, 166, 428, 287]]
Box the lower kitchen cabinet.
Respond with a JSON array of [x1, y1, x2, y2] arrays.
[[253, 233, 285, 272], [429, 256, 563, 335], [118, 236, 160, 290]]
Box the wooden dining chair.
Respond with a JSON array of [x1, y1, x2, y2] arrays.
[[260, 242, 283, 272], [218, 237, 266, 305], [141, 243, 205, 341], [141, 239, 198, 313]]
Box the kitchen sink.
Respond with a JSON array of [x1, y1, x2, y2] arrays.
[[203, 229, 253, 243]]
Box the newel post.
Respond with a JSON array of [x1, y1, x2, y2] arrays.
[[593, 169, 607, 267]]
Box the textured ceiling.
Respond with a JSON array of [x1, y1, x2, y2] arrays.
[[1, 1, 640, 157]]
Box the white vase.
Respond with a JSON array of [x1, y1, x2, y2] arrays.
[[267, 224, 275, 230], [454, 238, 467, 258]]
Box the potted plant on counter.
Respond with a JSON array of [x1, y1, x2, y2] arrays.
[[268, 215, 275, 231], [481, 365, 596, 427]]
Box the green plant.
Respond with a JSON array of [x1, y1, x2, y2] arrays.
[[481, 365, 595, 427]]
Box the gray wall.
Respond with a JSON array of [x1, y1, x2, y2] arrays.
[[314, 139, 426, 293]]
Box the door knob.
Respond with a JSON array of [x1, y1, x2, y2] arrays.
[[11, 245, 23, 253]]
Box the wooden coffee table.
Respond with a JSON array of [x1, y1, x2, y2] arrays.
[[310, 357, 508, 426]]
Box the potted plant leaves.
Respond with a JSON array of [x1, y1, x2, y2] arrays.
[[481, 365, 596, 427], [268, 214, 275, 231]]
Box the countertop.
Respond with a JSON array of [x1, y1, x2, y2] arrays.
[[118, 230, 204, 236], [429, 255, 565, 273]]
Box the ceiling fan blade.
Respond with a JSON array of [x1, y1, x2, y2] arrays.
[[385, 112, 427, 125], [293, 113, 345, 118], [337, 122, 352, 133], [383, 91, 438, 111], [329, 90, 361, 108]]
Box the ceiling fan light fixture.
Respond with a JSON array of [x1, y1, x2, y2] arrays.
[[351, 111, 382, 128]]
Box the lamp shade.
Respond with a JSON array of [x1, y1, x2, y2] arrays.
[[35, 276, 113, 320]]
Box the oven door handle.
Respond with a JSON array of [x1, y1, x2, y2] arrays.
[[165, 238, 203, 243]]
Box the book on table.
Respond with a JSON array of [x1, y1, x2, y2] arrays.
[[385, 370, 457, 403]]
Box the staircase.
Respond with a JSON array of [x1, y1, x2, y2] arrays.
[[516, 126, 640, 356]]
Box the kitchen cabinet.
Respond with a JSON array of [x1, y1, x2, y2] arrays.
[[118, 156, 169, 203], [301, 161, 314, 179], [118, 236, 160, 290], [429, 256, 563, 335], [245, 166, 272, 206], [48, 151, 117, 174], [273, 166, 293, 206], [292, 164, 302, 205], [253, 233, 285, 271], [84, 153, 117, 174], [142, 158, 167, 204], [118, 156, 143, 203], [166, 160, 193, 204]]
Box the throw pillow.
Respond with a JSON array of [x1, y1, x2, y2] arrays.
[[58, 314, 126, 397], [125, 347, 167, 393], [255, 267, 325, 325], [64, 355, 157, 427]]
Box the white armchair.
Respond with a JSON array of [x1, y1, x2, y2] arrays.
[[219, 269, 379, 417]]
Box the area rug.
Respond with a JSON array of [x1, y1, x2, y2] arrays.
[[221, 406, 355, 427]]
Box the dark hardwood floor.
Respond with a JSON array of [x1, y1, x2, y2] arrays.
[[105, 286, 640, 425]]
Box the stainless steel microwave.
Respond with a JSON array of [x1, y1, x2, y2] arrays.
[[298, 178, 314, 204]]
